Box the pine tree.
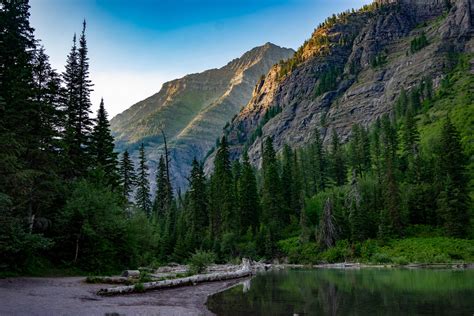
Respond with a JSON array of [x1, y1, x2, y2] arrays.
[[187, 158, 208, 244], [402, 108, 419, 157], [291, 149, 303, 215], [0, 0, 58, 266], [135, 143, 152, 216], [261, 137, 285, 237], [119, 150, 136, 204], [238, 152, 259, 233], [311, 129, 327, 193], [281, 144, 295, 220], [62, 34, 79, 176], [329, 129, 346, 186], [436, 117, 470, 237], [32, 47, 64, 153], [348, 124, 371, 177], [63, 21, 94, 177], [380, 115, 402, 236], [209, 136, 235, 238], [153, 155, 173, 220], [347, 173, 368, 241], [395, 88, 408, 118], [90, 98, 118, 187]]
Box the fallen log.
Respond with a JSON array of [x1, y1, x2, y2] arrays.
[[98, 266, 252, 296], [121, 270, 140, 278]]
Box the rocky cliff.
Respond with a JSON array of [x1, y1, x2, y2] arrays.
[[110, 43, 294, 191], [206, 0, 473, 171]]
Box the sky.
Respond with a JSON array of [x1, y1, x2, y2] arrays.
[[30, 0, 371, 118]]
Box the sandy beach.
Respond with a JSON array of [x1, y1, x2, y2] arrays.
[[0, 276, 245, 316]]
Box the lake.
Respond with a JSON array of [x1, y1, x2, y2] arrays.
[[206, 268, 474, 315]]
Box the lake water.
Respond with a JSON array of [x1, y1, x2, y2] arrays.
[[206, 268, 474, 315]]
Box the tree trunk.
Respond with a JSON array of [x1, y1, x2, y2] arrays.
[[97, 262, 252, 296]]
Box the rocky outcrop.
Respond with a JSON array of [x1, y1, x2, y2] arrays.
[[110, 43, 294, 191], [206, 0, 473, 171]]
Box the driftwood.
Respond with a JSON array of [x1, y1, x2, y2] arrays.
[[98, 259, 252, 296], [121, 270, 140, 278], [98, 268, 252, 296]]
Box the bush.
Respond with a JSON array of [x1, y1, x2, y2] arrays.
[[393, 256, 409, 265], [278, 237, 319, 264], [134, 283, 145, 292], [320, 240, 351, 263], [188, 250, 216, 275], [371, 253, 392, 264]]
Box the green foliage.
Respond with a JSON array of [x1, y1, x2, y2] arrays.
[[370, 53, 387, 68], [246, 106, 282, 146], [135, 143, 152, 216], [58, 177, 128, 273], [410, 32, 429, 53], [320, 240, 351, 263], [134, 282, 145, 292], [188, 250, 216, 274], [90, 98, 119, 187], [368, 238, 474, 263], [278, 237, 319, 264], [314, 66, 343, 97]]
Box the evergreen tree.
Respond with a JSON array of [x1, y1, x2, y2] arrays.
[[119, 150, 136, 204], [380, 115, 402, 236], [261, 138, 285, 238], [153, 155, 173, 220], [348, 124, 371, 177], [329, 129, 346, 186], [395, 87, 408, 118], [90, 98, 118, 187], [436, 117, 470, 237], [291, 149, 303, 215], [281, 144, 295, 220], [32, 47, 64, 153], [402, 108, 419, 157], [238, 152, 259, 233], [187, 158, 208, 240], [0, 0, 59, 267], [311, 129, 327, 193], [135, 143, 152, 216], [63, 21, 94, 177], [347, 173, 368, 241], [209, 136, 235, 238]]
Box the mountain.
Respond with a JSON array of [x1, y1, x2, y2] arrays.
[[205, 0, 473, 171], [111, 43, 294, 190]]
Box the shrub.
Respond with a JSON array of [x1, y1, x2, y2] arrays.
[[134, 282, 145, 292], [320, 240, 351, 263], [393, 256, 409, 265], [371, 252, 392, 264], [188, 250, 216, 275]]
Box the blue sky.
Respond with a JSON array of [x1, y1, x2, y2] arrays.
[[30, 0, 371, 117]]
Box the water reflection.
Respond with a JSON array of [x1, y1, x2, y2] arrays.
[[207, 269, 474, 316]]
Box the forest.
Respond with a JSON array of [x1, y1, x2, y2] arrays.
[[1, 1, 472, 276]]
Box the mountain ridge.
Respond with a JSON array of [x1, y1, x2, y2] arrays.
[[205, 0, 473, 172], [110, 42, 294, 190]]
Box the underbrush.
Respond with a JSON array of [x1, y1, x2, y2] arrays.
[[278, 236, 474, 265]]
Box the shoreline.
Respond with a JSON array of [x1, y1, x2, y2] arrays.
[[0, 276, 247, 316], [1, 263, 473, 315]]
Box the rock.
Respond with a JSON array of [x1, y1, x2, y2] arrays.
[[110, 43, 294, 192], [206, 0, 472, 170]]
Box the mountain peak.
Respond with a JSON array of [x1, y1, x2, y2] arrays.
[[110, 43, 294, 191]]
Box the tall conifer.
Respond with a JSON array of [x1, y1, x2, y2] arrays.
[[135, 143, 152, 216]]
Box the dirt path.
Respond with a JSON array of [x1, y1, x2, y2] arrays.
[[0, 276, 245, 315]]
